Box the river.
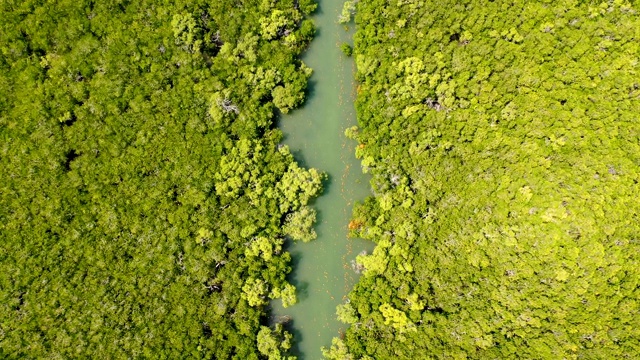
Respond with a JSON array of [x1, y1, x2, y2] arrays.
[[271, 0, 373, 358]]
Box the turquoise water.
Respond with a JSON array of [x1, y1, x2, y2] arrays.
[[271, 1, 372, 358]]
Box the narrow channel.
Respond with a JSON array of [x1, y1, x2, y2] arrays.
[[271, 0, 373, 358]]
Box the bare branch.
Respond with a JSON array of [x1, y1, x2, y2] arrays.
[[217, 97, 239, 114]]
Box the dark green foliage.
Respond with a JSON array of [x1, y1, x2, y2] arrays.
[[341, 43, 353, 57], [336, 0, 640, 358], [0, 0, 318, 358]]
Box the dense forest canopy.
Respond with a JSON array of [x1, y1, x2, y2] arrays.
[[327, 0, 640, 358], [0, 0, 319, 358]]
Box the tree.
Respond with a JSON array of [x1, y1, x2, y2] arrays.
[[272, 83, 304, 113], [171, 13, 202, 53], [260, 10, 294, 41], [279, 283, 298, 308], [340, 43, 353, 56], [356, 239, 390, 276], [283, 206, 317, 242], [321, 338, 353, 360], [379, 303, 414, 331], [338, 1, 356, 24], [276, 163, 325, 212], [245, 237, 283, 261], [257, 324, 295, 360], [336, 301, 358, 324], [242, 278, 269, 307]]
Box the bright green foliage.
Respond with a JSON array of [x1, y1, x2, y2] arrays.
[[338, 1, 356, 24], [281, 62, 313, 113], [279, 283, 298, 308], [283, 206, 318, 242], [257, 324, 295, 360], [243, 278, 270, 307], [356, 238, 390, 276], [336, 302, 358, 324], [272, 84, 303, 113], [0, 0, 317, 358], [276, 162, 325, 212], [260, 10, 298, 41], [245, 236, 283, 262], [321, 338, 354, 360], [340, 0, 640, 358], [172, 13, 203, 53], [379, 303, 414, 332]]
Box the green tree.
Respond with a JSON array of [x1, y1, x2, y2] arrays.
[[277, 163, 325, 212], [283, 206, 317, 242], [336, 301, 358, 324], [339, 0, 640, 358], [242, 278, 269, 307], [171, 13, 202, 53], [338, 1, 356, 24], [0, 1, 320, 357], [279, 283, 298, 308], [260, 10, 294, 41], [257, 324, 295, 360], [340, 43, 353, 56], [321, 338, 353, 360]]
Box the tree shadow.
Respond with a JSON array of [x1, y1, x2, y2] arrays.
[[305, 171, 333, 229], [280, 244, 310, 301], [265, 308, 306, 358], [304, 76, 319, 103], [312, 0, 324, 16], [284, 317, 306, 358], [289, 148, 310, 168]]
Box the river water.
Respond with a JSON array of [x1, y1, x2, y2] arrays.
[[271, 0, 373, 358]]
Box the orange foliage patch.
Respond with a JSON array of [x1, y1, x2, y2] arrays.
[[348, 220, 364, 230]]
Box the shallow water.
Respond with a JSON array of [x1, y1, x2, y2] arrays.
[[271, 0, 373, 358]]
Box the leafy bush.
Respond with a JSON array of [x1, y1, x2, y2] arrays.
[[341, 43, 353, 57]]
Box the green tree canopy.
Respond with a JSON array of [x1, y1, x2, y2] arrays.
[[0, 0, 317, 358], [338, 0, 640, 358]]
